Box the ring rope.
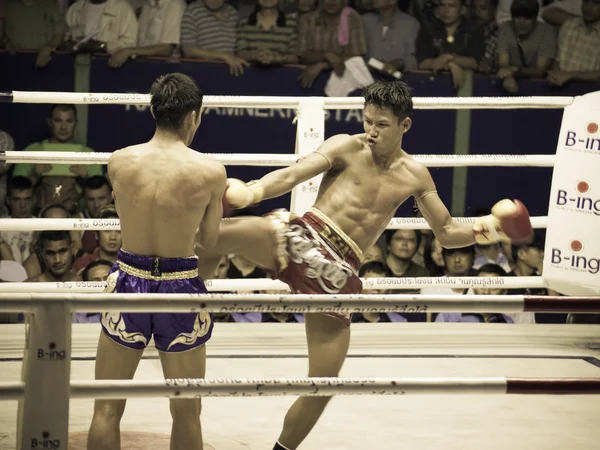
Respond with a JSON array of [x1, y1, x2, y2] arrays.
[[2, 91, 574, 109], [0, 277, 549, 293], [0, 216, 548, 231], [0, 293, 598, 313], [1, 377, 599, 400], [0, 151, 556, 167]]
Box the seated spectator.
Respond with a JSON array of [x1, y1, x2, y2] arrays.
[[542, 0, 581, 26], [1, 0, 65, 68], [0, 130, 14, 217], [417, 0, 484, 88], [12, 105, 104, 214], [293, 0, 318, 19], [181, 0, 249, 76], [495, 0, 556, 93], [474, 0, 500, 74], [296, 0, 367, 88], [437, 263, 514, 322], [108, 0, 186, 68], [25, 231, 80, 282], [362, 0, 420, 74], [75, 176, 114, 253], [496, 0, 543, 24], [73, 205, 121, 273], [235, 0, 298, 66], [72, 259, 113, 323], [64, 0, 138, 55], [22, 204, 73, 278], [385, 229, 429, 279], [2, 176, 36, 263], [362, 243, 385, 263], [423, 235, 445, 276], [547, 0, 600, 86]]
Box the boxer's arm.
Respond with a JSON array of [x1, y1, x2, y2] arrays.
[[412, 163, 476, 248], [197, 169, 227, 251]]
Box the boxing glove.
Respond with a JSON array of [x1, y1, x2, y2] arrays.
[[223, 178, 265, 209], [473, 199, 533, 245]]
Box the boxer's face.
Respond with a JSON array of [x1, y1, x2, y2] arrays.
[[388, 230, 418, 261], [473, 272, 507, 295], [42, 240, 73, 277], [443, 250, 473, 276], [85, 185, 112, 217], [98, 230, 121, 254], [85, 265, 111, 282], [363, 105, 411, 156]]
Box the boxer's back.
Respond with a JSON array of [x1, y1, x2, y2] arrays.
[[108, 142, 224, 258]]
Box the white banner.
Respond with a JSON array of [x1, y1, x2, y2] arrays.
[[543, 91, 600, 295], [290, 98, 325, 216]]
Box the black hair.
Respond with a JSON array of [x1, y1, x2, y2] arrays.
[[39, 203, 70, 218], [511, 230, 545, 261], [359, 261, 392, 277], [363, 80, 414, 120], [40, 230, 71, 247], [150, 73, 203, 130], [83, 176, 111, 191], [49, 104, 77, 119], [248, 5, 287, 27], [8, 176, 33, 196], [510, 0, 539, 18], [385, 229, 422, 250], [442, 245, 475, 259], [82, 259, 113, 281], [476, 263, 507, 277]]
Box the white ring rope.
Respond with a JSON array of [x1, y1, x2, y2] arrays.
[[0, 151, 556, 167], [0, 216, 548, 231], [3, 377, 599, 400], [0, 277, 549, 293], [6, 91, 574, 109], [0, 293, 597, 314]]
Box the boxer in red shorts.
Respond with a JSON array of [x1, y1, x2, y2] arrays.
[[198, 80, 533, 450]]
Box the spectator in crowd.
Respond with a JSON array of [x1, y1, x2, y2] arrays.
[[474, 0, 500, 74], [508, 231, 543, 279], [73, 205, 120, 273], [293, 0, 319, 20], [235, 0, 299, 66], [422, 235, 445, 276], [75, 176, 114, 253], [22, 204, 79, 278], [547, 0, 600, 86], [2, 177, 36, 263], [25, 230, 80, 282], [12, 105, 104, 213], [362, 242, 385, 263], [542, 0, 581, 26], [64, 0, 138, 55], [417, 0, 484, 88], [181, 0, 249, 76], [436, 263, 515, 322], [296, 0, 368, 88], [72, 259, 113, 323], [354, 260, 404, 323], [362, 0, 420, 75], [108, 0, 186, 68], [496, 0, 542, 23], [495, 0, 556, 93], [385, 229, 429, 278], [1, 0, 65, 68], [0, 130, 14, 217]]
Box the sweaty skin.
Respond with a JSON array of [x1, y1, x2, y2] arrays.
[[108, 142, 226, 258]]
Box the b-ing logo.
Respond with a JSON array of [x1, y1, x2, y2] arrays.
[[556, 181, 600, 216], [301, 181, 319, 193], [550, 239, 600, 274], [31, 431, 60, 449], [303, 127, 320, 139], [563, 122, 600, 154], [37, 342, 66, 361]]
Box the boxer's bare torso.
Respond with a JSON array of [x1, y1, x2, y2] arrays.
[[108, 142, 226, 258], [311, 133, 429, 253]]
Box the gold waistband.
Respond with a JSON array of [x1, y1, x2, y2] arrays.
[[309, 208, 363, 261], [117, 260, 198, 281]]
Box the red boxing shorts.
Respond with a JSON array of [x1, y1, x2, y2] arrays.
[[267, 208, 363, 326]]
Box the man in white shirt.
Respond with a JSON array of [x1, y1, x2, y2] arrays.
[[108, 0, 186, 67]]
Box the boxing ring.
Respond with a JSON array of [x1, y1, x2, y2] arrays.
[[0, 91, 599, 450]]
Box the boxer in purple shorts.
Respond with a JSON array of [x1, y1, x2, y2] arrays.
[[100, 249, 213, 353], [88, 73, 226, 450]]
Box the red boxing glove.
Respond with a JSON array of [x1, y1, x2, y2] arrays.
[[473, 199, 534, 245]]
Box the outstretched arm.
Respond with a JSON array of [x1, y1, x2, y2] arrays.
[[225, 134, 354, 208]]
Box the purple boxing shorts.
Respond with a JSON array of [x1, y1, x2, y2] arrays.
[[100, 249, 213, 353]]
